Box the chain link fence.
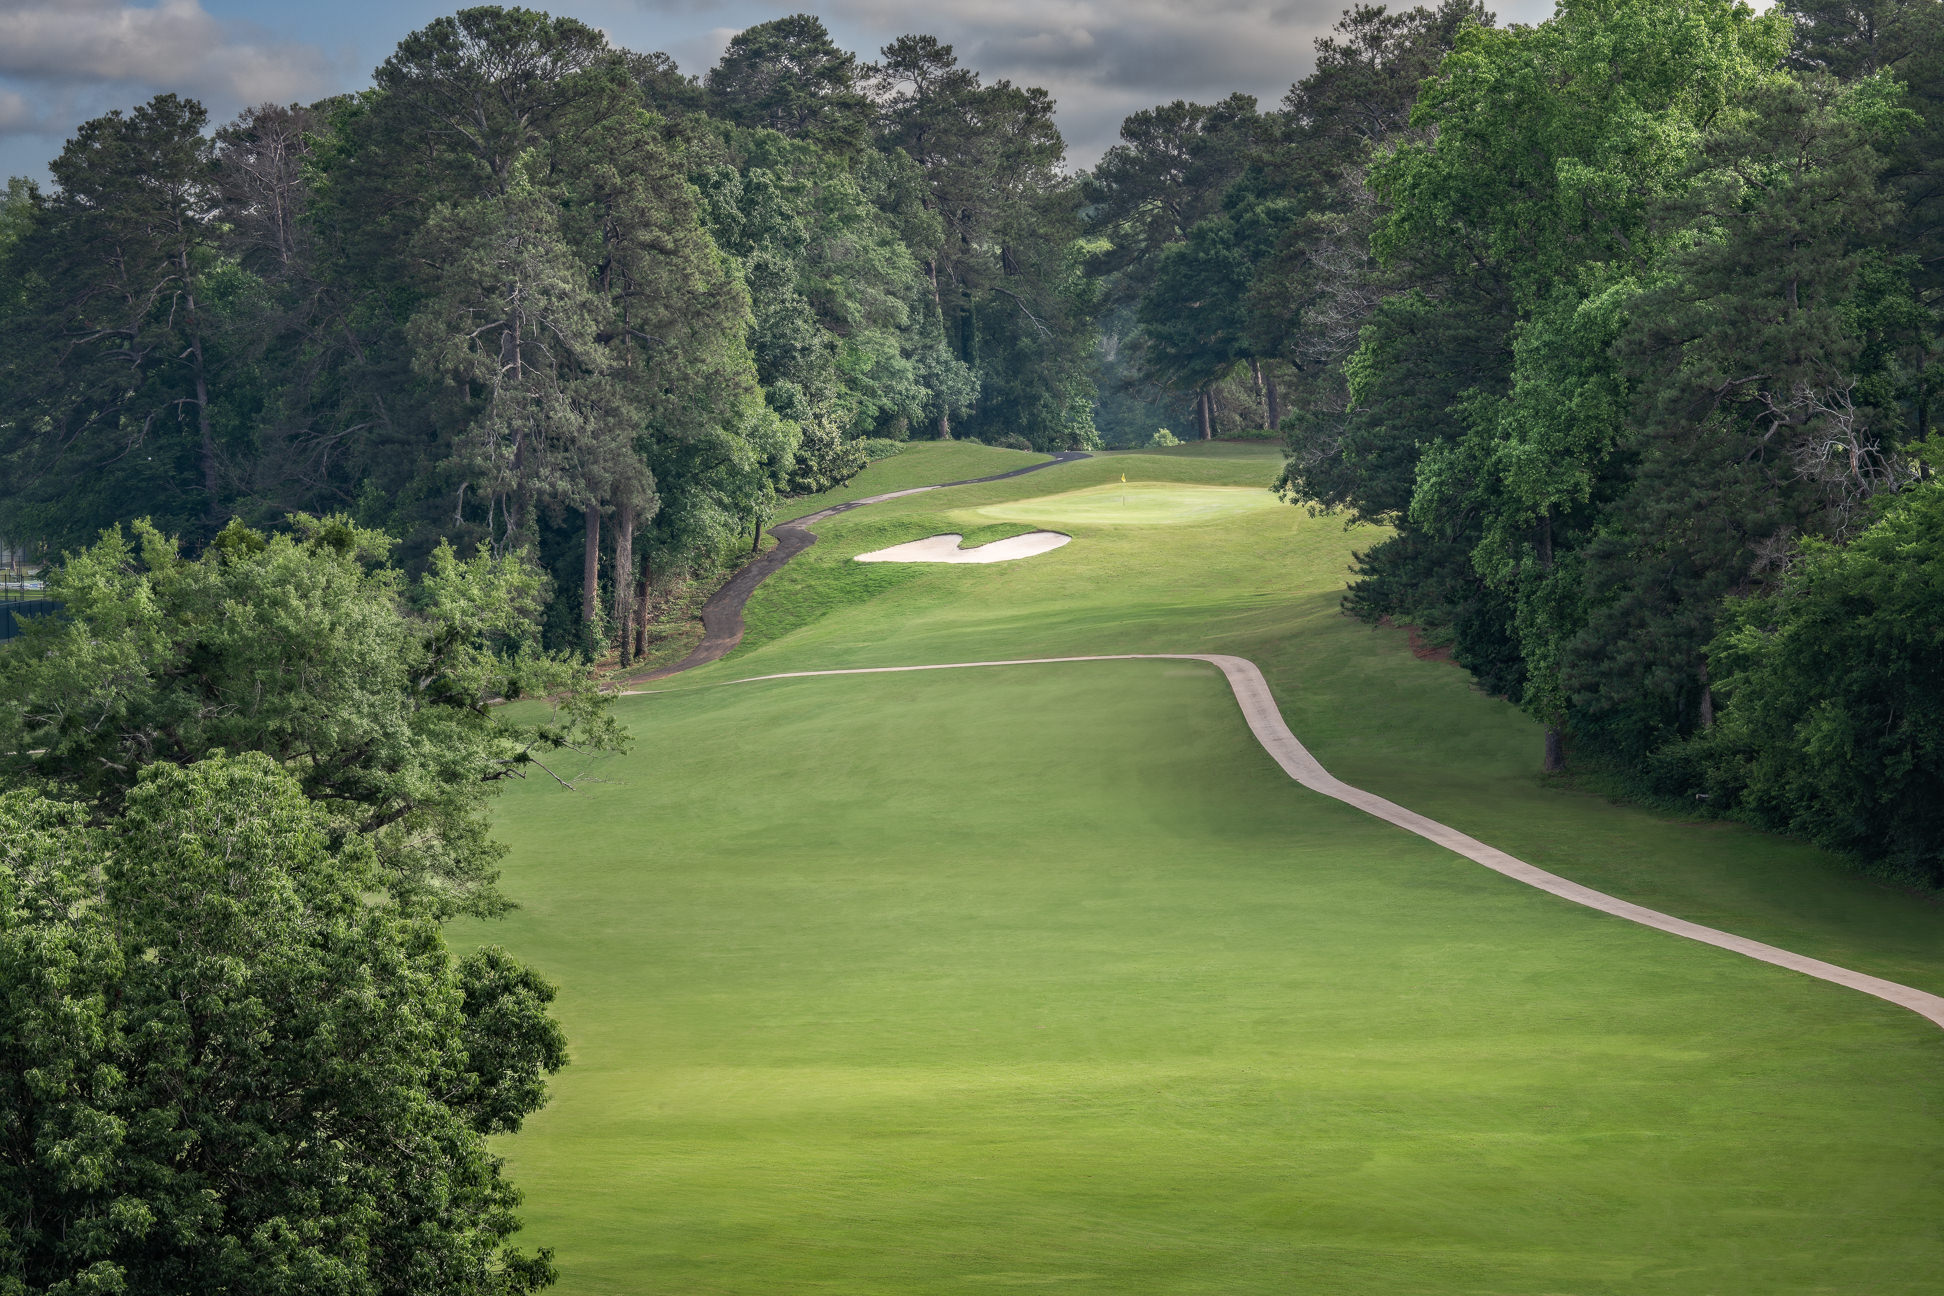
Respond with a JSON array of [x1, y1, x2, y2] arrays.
[[1, 546, 54, 643]]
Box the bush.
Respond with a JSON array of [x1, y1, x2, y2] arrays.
[[786, 413, 868, 494], [0, 755, 566, 1292], [1148, 428, 1181, 447], [0, 517, 623, 919], [986, 433, 1034, 451], [1678, 473, 1944, 883], [856, 437, 907, 462]]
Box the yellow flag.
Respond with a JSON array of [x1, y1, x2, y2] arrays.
[[1121, 473, 1126, 483]]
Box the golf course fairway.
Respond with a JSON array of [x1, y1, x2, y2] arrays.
[[461, 443, 1944, 1294]]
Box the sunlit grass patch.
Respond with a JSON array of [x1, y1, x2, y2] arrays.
[[968, 482, 1282, 528]]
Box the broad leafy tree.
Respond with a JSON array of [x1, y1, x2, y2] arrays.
[[0, 516, 620, 919], [706, 14, 871, 153], [1680, 469, 1944, 880], [0, 96, 225, 547], [1367, 0, 1791, 766], [0, 754, 567, 1293]]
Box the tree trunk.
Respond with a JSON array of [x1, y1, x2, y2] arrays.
[[1538, 513, 1564, 773], [501, 435, 528, 554], [613, 502, 635, 667], [582, 506, 601, 625], [1698, 660, 1714, 730], [1543, 724, 1566, 773], [928, 259, 953, 441], [194, 362, 217, 525], [633, 559, 651, 661], [182, 257, 218, 527], [503, 493, 524, 553], [1197, 388, 1213, 441], [1250, 358, 1270, 431], [1264, 370, 1281, 432]]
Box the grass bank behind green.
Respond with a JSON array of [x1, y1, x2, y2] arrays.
[[782, 442, 1050, 517]]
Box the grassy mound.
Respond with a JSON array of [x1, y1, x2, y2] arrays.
[[781, 442, 1051, 517]]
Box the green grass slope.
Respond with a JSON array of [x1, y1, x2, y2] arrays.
[[781, 442, 1051, 517], [973, 481, 1283, 527], [464, 445, 1944, 1293]]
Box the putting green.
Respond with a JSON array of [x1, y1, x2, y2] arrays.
[[470, 446, 1944, 1293], [969, 480, 1281, 526]]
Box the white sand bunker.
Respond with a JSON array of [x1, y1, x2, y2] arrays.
[[853, 531, 1071, 564]]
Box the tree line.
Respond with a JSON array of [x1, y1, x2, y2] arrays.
[[0, 8, 1096, 663], [1085, 0, 1942, 881]]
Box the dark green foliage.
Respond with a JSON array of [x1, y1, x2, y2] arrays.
[[1344, 527, 1529, 701], [0, 754, 564, 1293], [1083, 95, 1289, 440], [0, 96, 225, 548], [693, 127, 955, 450], [871, 35, 1098, 448], [0, 513, 588, 1287], [1280, 287, 1511, 520], [1563, 419, 1805, 755], [786, 413, 869, 494], [706, 14, 870, 154], [1673, 473, 1944, 879], [856, 437, 907, 461], [1083, 94, 1261, 303], [1557, 71, 1913, 756], [0, 7, 1103, 613], [1138, 209, 1256, 393]]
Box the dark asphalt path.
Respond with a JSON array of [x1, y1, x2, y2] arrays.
[[635, 451, 1091, 682]]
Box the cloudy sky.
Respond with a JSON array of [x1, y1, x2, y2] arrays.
[[0, 0, 1564, 182]]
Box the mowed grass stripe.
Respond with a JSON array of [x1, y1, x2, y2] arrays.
[[466, 662, 1944, 1295]]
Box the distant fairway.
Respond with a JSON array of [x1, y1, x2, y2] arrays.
[[467, 444, 1944, 1294], [972, 480, 1281, 527]]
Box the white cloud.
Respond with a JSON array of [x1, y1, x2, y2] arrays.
[[0, 88, 38, 134], [0, 0, 336, 110], [825, 0, 1335, 165], [606, 0, 1573, 162], [616, 0, 1416, 164]]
